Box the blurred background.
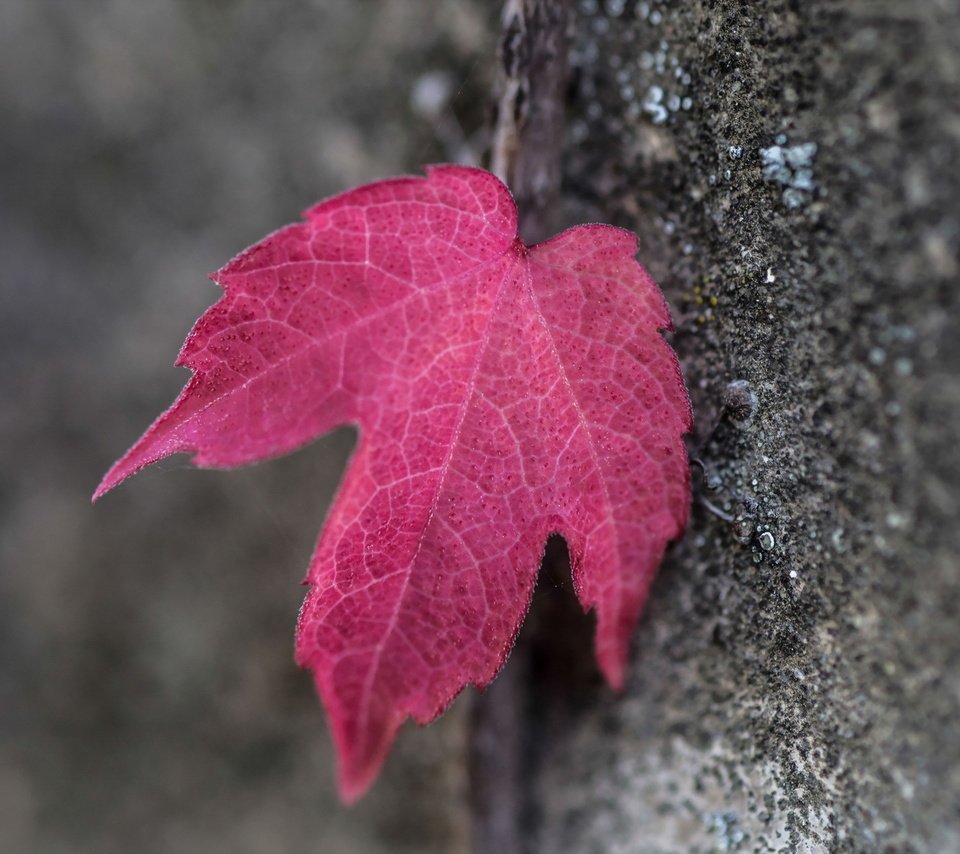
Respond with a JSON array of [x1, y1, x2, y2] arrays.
[[0, 2, 498, 851]]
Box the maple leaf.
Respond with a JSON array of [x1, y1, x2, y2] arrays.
[[95, 165, 691, 802]]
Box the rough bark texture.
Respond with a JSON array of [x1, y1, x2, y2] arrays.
[[470, 6, 574, 852], [491, 0, 571, 243], [481, 1, 960, 851], [3, 1, 958, 852]]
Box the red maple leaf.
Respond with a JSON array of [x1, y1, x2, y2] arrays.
[[95, 165, 691, 801]]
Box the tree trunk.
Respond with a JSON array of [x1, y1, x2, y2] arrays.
[[473, 1, 960, 851]]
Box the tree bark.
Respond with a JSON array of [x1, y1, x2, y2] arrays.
[[490, 0, 572, 244], [471, 5, 575, 851], [473, 1, 960, 851]]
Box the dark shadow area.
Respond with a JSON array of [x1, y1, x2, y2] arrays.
[[469, 534, 604, 854]]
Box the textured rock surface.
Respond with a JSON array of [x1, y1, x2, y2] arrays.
[[503, 1, 960, 851]]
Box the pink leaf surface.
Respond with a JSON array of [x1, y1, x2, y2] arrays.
[[95, 165, 691, 801]]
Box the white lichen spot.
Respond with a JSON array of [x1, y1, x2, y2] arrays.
[[894, 357, 913, 377], [570, 120, 589, 143], [831, 528, 846, 553], [706, 811, 746, 853], [792, 168, 815, 191], [642, 85, 668, 124], [760, 146, 791, 183], [410, 71, 452, 118], [786, 142, 818, 167], [783, 188, 805, 209], [886, 511, 907, 529], [760, 140, 819, 209]]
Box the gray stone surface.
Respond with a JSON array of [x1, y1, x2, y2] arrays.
[[506, 1, 960, 851]]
